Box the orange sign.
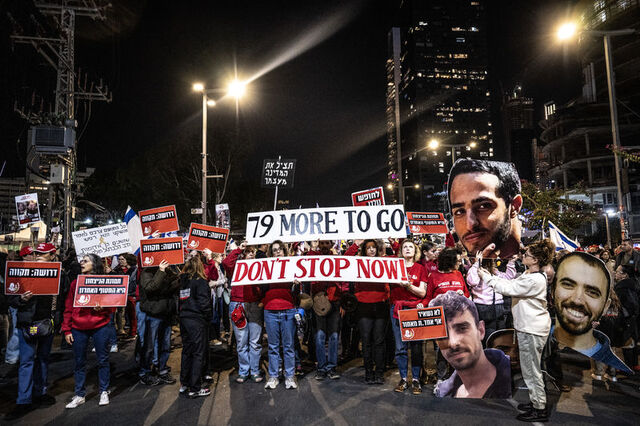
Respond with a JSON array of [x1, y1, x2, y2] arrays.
[[406, 212, 448, 234], [186, 223, 229, 253], [139, 205, 179, 236], [398, 306, 448, 341], [73, 275, 129, 307], [4, 261, 62, 295], [140, 236, 184, 267]]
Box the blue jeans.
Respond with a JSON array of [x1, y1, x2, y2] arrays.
[[140, 316, 171, 376], [5, 307, 20, 364], [230, 302, 262, 376], [108, 313, 117, 347], [264, 309, 296, 379], [314, 305, 341, 372], [135, 302, 157, 366], [71, 325, 111, 396], [390, 305, 422, 380], [17, 330, 53, 404]]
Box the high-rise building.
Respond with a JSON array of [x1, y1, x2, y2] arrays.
[[386, 0, 492, 210], [502, 85, 535, 181]]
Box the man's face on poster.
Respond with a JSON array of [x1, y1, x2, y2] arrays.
[[554, 256, 610, 336], [449, 172, 521, 256], [436, 309, 485, 371], [488, 331, 520, 370]]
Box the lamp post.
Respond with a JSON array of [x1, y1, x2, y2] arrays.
[[192, 79, 246, 225], [557, 23, 636, 239]]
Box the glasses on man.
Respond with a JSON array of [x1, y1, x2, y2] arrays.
[[272, 246, 283, 252]]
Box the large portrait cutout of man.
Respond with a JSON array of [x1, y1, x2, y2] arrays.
[[447, 158, 522, 259], [552, 252, 632, 373]]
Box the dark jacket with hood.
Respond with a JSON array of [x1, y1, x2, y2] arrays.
[[139, 266, 181, 319], [178, 274, 212, 322], [614, 278, 639, 341]]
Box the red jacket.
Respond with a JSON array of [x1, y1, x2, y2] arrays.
[[390, 262, 427, 303], [61, 279, 115, 335], [223, 248, 261, 303], [425, 270, 469, 304], [344, 243, 389, 303]]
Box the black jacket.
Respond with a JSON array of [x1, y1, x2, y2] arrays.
[[178, 274, 212, 322], [615, 250, 640, 276], [9, 295, 54, 328], [139, 267, 181, 319]]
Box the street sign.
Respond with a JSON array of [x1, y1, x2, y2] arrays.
[[191, 208, 203, 215], [261, 158, 296, 188]]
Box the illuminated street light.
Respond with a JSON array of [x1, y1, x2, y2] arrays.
[[428, 139, 439, 150], [206, 99, 216, 107], [414, 184, 420, 189], [469, 141, 477, 148], [556, 22, 577, 41], [192, 82, 204, 92], [387, 183, 393, 190], [228, 79, 247, 99]]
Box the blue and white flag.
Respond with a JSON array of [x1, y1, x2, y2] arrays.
[[548, 221, 579, 252], [125, 206, 144, 255]]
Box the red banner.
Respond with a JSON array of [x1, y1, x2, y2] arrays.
[[4, 261, 61, 295], [406, 212, 448, 234], [73, 275, 129, 308], [186, 223, 229, 253], [399, 306, 448, 341], [140, 236, 184, 267], [139, 205, 179, 236], [351, 187, 385, 206]]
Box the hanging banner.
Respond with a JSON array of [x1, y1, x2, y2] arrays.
[[187, 223, 229, 253], [73, 275, 129, 308], [245, 205, 407, 245], [139, 205, 179, 236], [4, 261, 62, 295], [406, 212, 448, 234], [140, 236, 184, 267], [72, 223, 132, 260], [215, 204, 231, 229], [351, 187, 385, 206], [231, 255, 408, 286], [399, 306, 448, 341], [15, 193, 41, 227]]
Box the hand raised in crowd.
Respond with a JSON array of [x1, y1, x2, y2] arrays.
[[202, 248, 213, 260], [159, 259, 170, 272], [20, 291, 33, 302], [239, 241, 247, 250], [354, 239, 364, 246]]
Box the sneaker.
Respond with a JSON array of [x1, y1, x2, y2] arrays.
[[394, 378, 408, 393], [374, 372, 384, 385], [264, 377, 279, 389], [33, 394, 56, 407], [139, 374, 160, 386], [179, 385, 187, 394], [411, 379, 422, 395], [159, 373, 177, 384], [590, 373, 603, 381], [110, 344, 118, 353], [315, 370, 327, 381], [251, 374, 264, 383], [327, 369, 340, 380], [295, 365, 304, 376], [236, 375, 249, 383], [187, 388, 211, 398], [203, 374, 214, 382], [212, 339, 223, 346], [99, 391, 109, 406], [516, 408, 549, 422], [66, 395, 86, 409], [517, 402, 533, 411], [285, 377, 298, 389]]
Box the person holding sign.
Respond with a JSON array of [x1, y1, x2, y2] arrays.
[[390, 240, 427, 395], [477, 240, 554, 422], [62, 254, 116, 408]]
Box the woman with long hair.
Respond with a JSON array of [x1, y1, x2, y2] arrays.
[[62, 253, 114, 408], [178, 255, 213, 398]]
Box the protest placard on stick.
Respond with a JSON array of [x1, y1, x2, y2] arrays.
[[72, 223, 132, 260], [187, 223, 229, 253], [351, 187, 385, 206], [4, 261, 61, 295], [73, 275, 129, 307], [406, 212, 448, 234], [139, 205, 179, 236], [398, 306, 448, 341], [140, 236, 184, 267]]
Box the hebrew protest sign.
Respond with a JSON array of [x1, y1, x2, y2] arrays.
[[245, 205, 407, 245], [351, 187, 385, 206], [261, 158, 296, 188], [232, 255, 408, 286], [406, 212, 448, 234], [4, 261, 62, 295], [187, 223, 229, 253], [73, 275, 129, 308], [399, 306, 448, 341], [72, 223, 132, 260], [140, 236, 184, 267], [139, 205, 179, 236]]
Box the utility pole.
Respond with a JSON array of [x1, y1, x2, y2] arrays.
[[10, 0, 112, 251]]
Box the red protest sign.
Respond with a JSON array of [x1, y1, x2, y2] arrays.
[[186, 223, 229, 253], [406, 212, 448, 234], [4, 261, 61, 295], [399, 306, 448, 341], [139, 205, 179, 236], [351, 187, 385, 206], [73, 275, 129, 308], [140, 236, 184, 267]]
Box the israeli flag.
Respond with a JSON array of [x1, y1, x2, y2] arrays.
[[124, 206, 143, 255], [548, 221, 579, 252]]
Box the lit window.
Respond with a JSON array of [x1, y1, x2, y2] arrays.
[[456, 37, 465, 43], [470, 26, 478, 32]]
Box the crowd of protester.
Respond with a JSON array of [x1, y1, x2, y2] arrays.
[[0, 235, 639, 422]]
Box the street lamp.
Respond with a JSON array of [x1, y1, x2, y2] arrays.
[[604, 208, 616, 248], [556, 21, 637, 239]]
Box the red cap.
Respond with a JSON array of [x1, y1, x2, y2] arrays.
[[19, 246, 33, 257], [34, 242, 56, 253]]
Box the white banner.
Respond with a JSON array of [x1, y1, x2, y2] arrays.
[[245, 205, 406, 245], [231, 255, 408, 286], [72, 223, 133, 260]]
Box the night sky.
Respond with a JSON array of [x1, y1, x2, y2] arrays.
[[1, 0, 581, 210]]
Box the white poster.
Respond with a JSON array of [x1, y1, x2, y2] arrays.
[[245, 205, 407, 245], [15, 193, 41, 228], [231, 256, 408, 286], [72, 222, 133, 260]]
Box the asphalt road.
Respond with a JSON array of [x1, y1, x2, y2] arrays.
[[1, 334, 639, 425]]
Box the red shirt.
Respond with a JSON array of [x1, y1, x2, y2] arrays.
[[426, 270, 469, 303], [424, 260, 438, 276], [223, 248, 261, 303], [262, 282, 296, 310], [355, 282, 389, 303], [61, 279, 115, 335], [390, 262, 427, 303]]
